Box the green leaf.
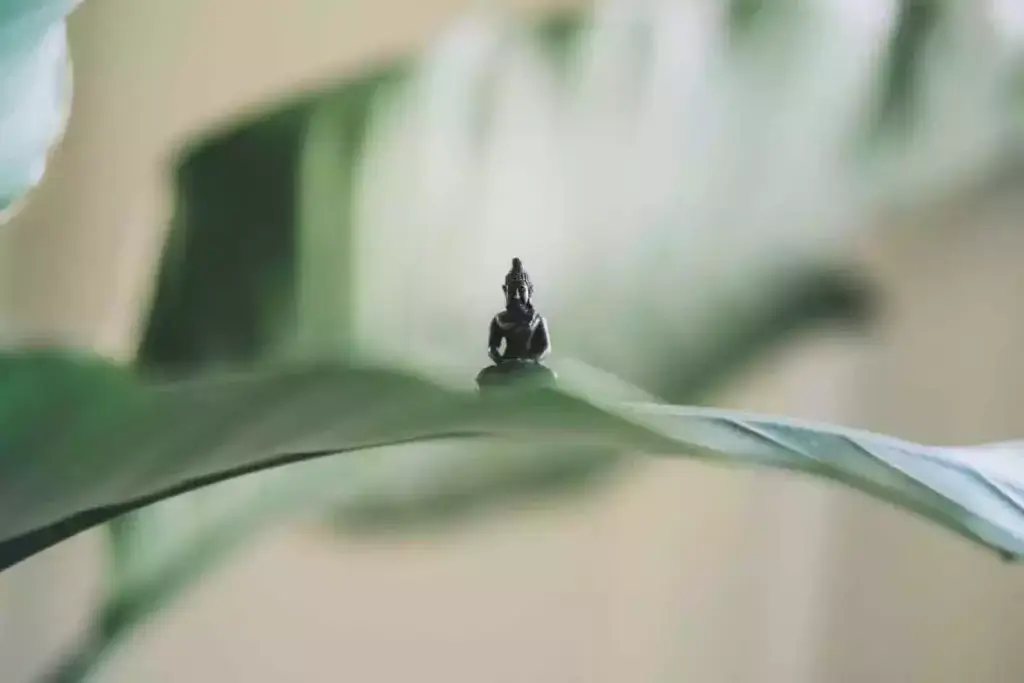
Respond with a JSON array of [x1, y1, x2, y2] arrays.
[[136, 106, 310, 370], [18, 355, 1024, 683], [4, 352, 1024, 576], [0, 0, 80, 219]]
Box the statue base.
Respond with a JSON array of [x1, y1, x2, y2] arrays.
[[475, 359, 558, 394]]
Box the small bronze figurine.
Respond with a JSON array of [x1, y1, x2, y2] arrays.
[[476, 258, 556, 391]]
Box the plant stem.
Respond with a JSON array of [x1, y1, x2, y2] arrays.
[[35, 621, 117, 683]]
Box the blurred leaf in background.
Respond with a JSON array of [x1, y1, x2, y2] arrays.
[[16, 0, 1024, 681], [0, 0, 80, 220], [864, 0, 1020, 205]]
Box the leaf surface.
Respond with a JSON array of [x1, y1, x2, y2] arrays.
[[3, 351, 1024, 576]]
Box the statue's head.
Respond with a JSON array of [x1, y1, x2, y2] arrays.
[[503, 257, 533, 306]]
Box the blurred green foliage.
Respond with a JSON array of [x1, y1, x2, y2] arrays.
[[877, 0, 941, 133], [13, 1, 1020, 682]]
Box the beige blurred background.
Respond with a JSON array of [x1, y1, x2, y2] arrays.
[[1, 0, 1023, 682]]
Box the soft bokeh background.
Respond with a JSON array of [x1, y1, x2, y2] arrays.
[[1, 0, 1023, 682]]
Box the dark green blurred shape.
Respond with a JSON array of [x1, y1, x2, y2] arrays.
[[139, 66, 407, 372], [729, 0, 768, 36], [875, 0, 943, 137]]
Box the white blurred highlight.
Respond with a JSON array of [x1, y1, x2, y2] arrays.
[[350, 0, 1014, 386]]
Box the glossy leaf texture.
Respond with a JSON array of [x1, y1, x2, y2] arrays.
[[0, 0, 80, 219]]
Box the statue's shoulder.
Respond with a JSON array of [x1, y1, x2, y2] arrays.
[[494, 311, 515, 329]]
